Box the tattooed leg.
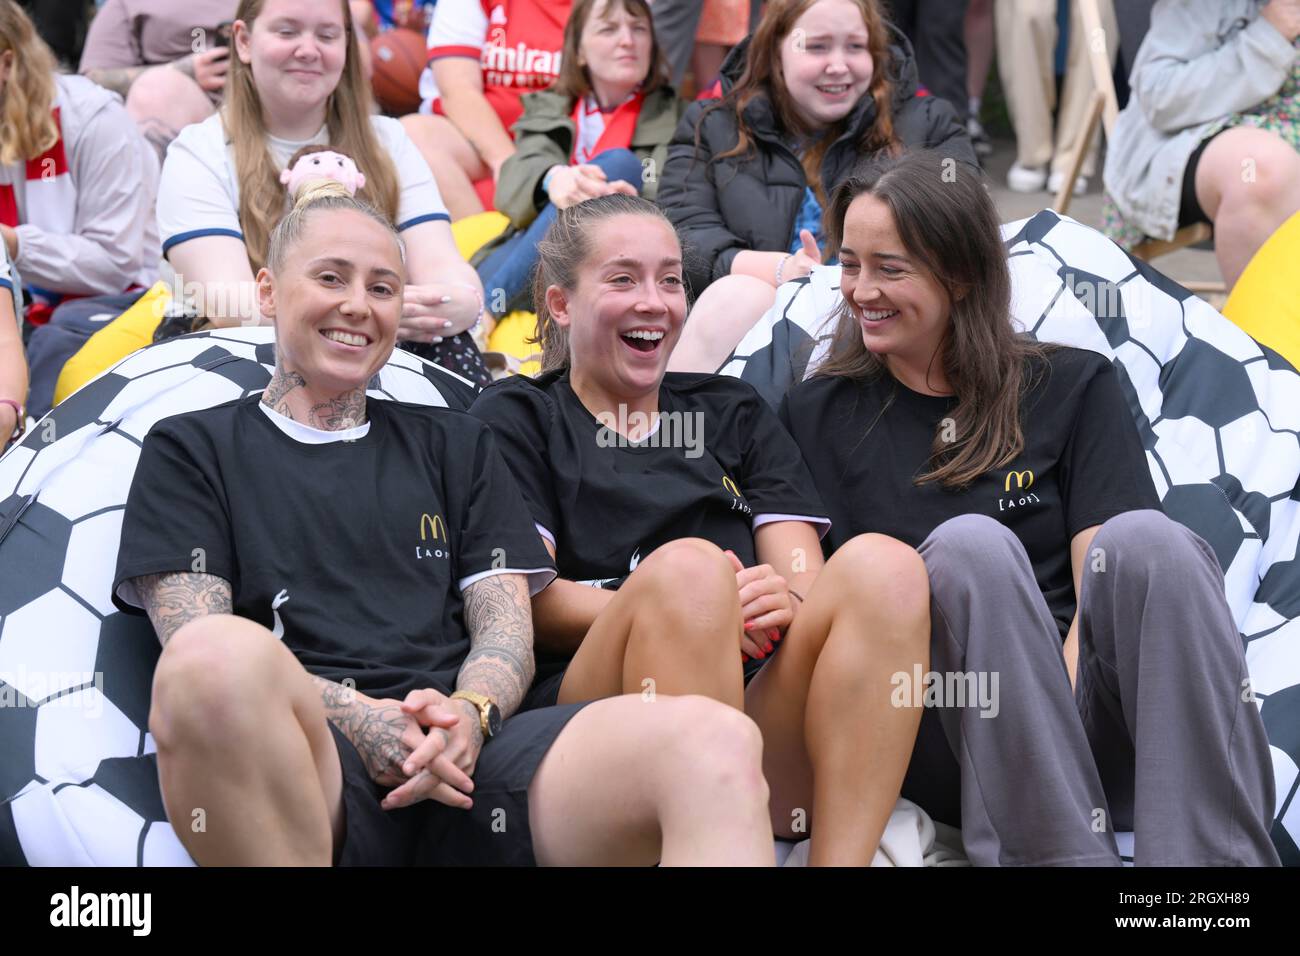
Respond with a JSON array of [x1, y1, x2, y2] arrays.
[[148, 614, 344, 866]]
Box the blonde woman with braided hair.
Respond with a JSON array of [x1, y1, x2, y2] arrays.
[[156, 0, 493, 385]]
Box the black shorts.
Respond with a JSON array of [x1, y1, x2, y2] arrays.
[[519, 645, 777, 712], [331, 702, 588, 866], [1178, 130, 1226, 229]]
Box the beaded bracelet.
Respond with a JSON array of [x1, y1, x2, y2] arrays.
[[775, 254, 792, 286], [443, 281, 486, 329]]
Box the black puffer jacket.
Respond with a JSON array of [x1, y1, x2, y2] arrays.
[[658, 28, 977, 295]]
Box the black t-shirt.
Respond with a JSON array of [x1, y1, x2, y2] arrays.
[[112, 395, 555, 701], [471, 371, 830, 675], [780, 347, 1161, 636]]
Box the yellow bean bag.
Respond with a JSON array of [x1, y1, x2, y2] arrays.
[[451, 211, 510, 261], [488, 310, 542, 377], [1223, 209, 1300, 371], [449, 212, 543, 376], [54, 282, 171, 405]]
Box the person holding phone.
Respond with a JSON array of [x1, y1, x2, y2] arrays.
[[79, 0, 240, 158]]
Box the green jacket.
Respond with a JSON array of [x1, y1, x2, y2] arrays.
[[493, 85, 684, 229]]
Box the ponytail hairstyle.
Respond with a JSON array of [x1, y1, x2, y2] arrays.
[[531, 194, 682, 374], [817, 150, 1050, 490], [226, 0, 400, 274], [0, 0, 59, 166], [266, 177, 404, 275], [698, 0, 897, 207]]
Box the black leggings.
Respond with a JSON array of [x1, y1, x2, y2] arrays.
[[1177, 129, 1226, 229]]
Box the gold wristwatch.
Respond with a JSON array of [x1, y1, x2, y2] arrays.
[[451, 690, 502, 739]]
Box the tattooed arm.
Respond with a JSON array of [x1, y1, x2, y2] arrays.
[[134, 569, 438, 787], [132, 571, 233, 646], [83, 65, 150, 98], [458, 572, 536, 719], [310, 676, 443, 786]]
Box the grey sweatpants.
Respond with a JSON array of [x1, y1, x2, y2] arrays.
[[901, 510, 1279, 866]]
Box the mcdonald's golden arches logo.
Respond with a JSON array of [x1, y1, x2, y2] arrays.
[[420, 513, 447, 542], [1004, 470, 1034, 493]]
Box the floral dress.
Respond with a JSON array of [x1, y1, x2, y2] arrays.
[[1102, 54, 1300, 249]]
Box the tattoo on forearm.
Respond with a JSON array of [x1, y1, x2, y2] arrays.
[[85, 65, 148, 97], [261, 368, 368, 430], [461, 574, 535, 717], [132, 571, 232, 645], [309, 676, 409, 776]]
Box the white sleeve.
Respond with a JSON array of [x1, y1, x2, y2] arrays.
[[156, 119, 243, 258], [372, 116, 450, 230], [458, 566, 557, 597], [752, 513, 832, 539], [428, 0, 488, 58]]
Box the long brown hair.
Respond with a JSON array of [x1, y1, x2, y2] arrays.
[[551, 0, 670, 101], [700, 0, 897, 206], [226, 0, 399, 273], [0, 0, 58, 166], [532, 194, 681, 374], [817, 150, 1049, 489]]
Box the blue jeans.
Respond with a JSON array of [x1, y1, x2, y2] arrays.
[[478, 148, 644, 314]]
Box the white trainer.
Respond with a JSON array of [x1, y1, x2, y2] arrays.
[[1007, 162, 1048, 193], [1047, 170, 1088, 196]]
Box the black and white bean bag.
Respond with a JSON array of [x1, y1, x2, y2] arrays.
[[0, 328, 475, 865], [719, 210, 1300, 864]]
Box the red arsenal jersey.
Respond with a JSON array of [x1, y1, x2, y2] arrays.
[[423, 0, 572, 131]]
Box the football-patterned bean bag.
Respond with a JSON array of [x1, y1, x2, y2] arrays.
[[0, 328, 476, 865], [719, 210, 1300, 864]]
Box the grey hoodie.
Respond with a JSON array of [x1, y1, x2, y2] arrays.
[[2, 73, 160, 296], [1104, 0, 1296, 241]]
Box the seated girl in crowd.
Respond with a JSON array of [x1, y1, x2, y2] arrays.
[[114, 179, 776, 867], [1104, 0, 1300, 289], [157, 0, 492, 386], [477, 0, 682, 316], [780, 150, 1280, 866], [658, 0, 976, 373], [402, 0, 572, 220], [471, 194, 934, 865], [2, 0, 161, 417]]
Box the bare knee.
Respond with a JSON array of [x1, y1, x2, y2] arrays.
[[126, 66, 212, 129], [652, 695, 768, 805], [689, 275, 776, 333], [149, 615, 283, 747], [824, 533, 929, 630], [636, 537, 736, 600], [1209, 131, 1300, 217]]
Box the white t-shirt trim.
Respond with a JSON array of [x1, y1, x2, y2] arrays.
[[258, 401, 371, 443], [157, 113, 449, 256], [458, 565, 557, 597], [535, 523, 556, 549], [752, 513, 832, 540]]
